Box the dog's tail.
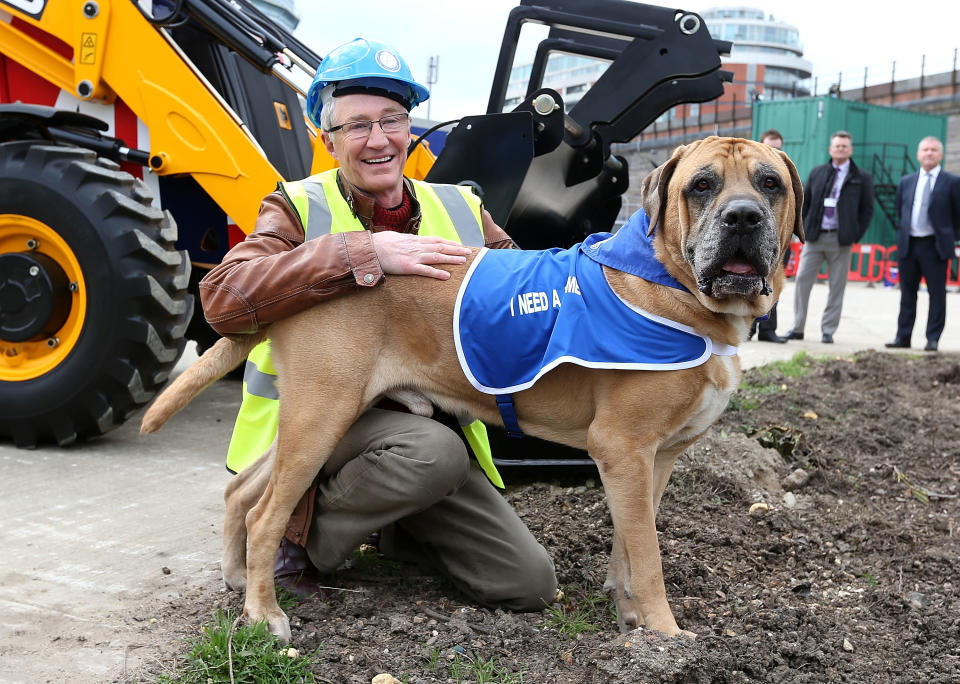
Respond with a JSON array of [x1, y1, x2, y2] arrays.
[[140, 333, 264, 434]]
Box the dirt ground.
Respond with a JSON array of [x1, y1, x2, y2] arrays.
[[131, 350, 960, 683]]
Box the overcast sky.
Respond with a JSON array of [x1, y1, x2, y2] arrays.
[[293, 1, 960, 122]]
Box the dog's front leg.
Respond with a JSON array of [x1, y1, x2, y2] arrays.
[[590, 429, 687, 638], [604, 443, 690, 634]]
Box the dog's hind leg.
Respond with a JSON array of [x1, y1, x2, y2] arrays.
[[221, 442, 276, 591], [241, 390, 364, 643], [604, 533, 640, 632]]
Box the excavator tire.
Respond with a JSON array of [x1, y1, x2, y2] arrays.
[[0, 142, 193, 447]]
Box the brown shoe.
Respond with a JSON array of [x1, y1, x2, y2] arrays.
[[274, 538, 330, 599]]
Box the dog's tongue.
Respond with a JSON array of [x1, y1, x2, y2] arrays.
[[722, 258, 757, 275]]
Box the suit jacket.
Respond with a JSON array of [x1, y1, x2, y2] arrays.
[[801, 160, 875, 245], [895, 169, 960, 261]]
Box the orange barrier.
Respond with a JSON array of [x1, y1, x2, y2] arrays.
[[949, 247, 960, 287], [784, 241, 802, 277], [847, 243, 887, 282], [884, 246, 899, 286], [786, 242, 960, 287], [811, 243, 887, 282]]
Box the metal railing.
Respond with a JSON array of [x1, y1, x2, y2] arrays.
[[635, 47, 960, 142]]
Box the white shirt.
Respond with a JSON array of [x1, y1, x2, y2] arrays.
[[910, 165, 940, 237]]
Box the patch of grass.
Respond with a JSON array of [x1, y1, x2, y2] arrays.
[[893, 466, 933, 504], [861, 573, 879, 587], [156, 609, 319, 683], [544, 587, 612, 638], [756, 350, 816, 378], [726, 392, 759, 412], [728, 351, 819, 414], [335, 541, 402, 576], [423, 645, 441, 671], [274, 583, 302, 611], [450, 652, 526, 683]]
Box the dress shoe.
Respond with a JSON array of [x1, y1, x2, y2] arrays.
[[821, 333, 834, 344], [274, 537, 330, 599], [884, 337, 910, 349], [787, 331, 804, 340], [924, 340, 938, 352], [757, 330, 788, 343]]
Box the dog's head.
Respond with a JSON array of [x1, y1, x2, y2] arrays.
[[641, 136, 804, 317]]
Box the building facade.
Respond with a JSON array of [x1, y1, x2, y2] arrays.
[[504, 55, 608, 113], [700, 7, 811, 102]]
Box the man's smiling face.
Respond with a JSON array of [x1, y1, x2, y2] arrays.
[[322, 92, 410, 206]]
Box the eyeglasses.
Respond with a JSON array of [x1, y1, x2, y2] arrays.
[[327, 112, 410, 140]]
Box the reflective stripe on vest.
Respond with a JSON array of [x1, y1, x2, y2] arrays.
[[227, 170, 502, 487]]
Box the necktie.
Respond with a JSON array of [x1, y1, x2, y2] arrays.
[[823, 166, 840, 220], [916, 173, 933, 232]]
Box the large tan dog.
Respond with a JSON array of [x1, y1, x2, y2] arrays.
[[141, 136, 803, 643]]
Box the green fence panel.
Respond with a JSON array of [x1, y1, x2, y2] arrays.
[[753, 97, 947, 247]]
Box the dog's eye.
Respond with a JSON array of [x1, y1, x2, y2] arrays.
[[762, 176, 779, 189], [694, 178, 711, 192]]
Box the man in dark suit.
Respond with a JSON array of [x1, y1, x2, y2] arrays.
[[787, 131, 874, 344], [885, 136, 960, 352]]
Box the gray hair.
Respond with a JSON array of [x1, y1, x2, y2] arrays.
[[319, 85, 338, 132], [919, 136, 943, 150]]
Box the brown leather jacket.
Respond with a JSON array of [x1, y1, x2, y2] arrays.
[[199, 173, 514, 546], [199, 174, 513, 337]]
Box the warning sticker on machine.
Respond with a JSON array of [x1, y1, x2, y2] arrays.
[[81, 33, 97, 64]]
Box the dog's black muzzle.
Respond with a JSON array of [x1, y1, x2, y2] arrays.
[[694, 196, 778, 299]]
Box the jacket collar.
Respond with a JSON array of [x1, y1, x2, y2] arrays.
[[335, 171, 423, 233], [827, 158, 860, 177]]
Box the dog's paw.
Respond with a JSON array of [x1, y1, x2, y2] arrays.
[[244, 604, 292, 644], [614, 599, 641, 633], [641, 613, 686, 638], [222, 564, 247, 592]]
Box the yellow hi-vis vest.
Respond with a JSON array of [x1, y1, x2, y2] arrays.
[[226, 169, 503, 487]]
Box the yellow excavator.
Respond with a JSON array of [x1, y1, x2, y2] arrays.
[[0, 0, 731, 454]]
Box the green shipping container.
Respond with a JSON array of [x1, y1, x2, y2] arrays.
[[752, 97, 947, 248]]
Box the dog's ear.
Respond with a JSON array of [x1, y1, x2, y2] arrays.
[[777, 149, 805, 243], [641, 144, 687, 236]]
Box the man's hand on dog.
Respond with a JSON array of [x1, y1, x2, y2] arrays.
[[373, 232, 472, 280]]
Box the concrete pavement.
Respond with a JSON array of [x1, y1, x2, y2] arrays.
[[0, 278, 957, 682], [0, 343, 231, 683], [738, 279, 959, 367]]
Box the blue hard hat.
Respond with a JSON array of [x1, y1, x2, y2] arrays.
[[306, 38, 430, 128]]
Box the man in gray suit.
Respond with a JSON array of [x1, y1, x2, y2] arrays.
[[885, 136, 960, 352], [787, 131, 874, 344]]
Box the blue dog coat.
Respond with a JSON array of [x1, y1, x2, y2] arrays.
[[454, 209, 737, 401]]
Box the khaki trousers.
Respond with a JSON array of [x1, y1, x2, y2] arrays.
[[304, 408, 557, 612], [790, 231, 851, 337]]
